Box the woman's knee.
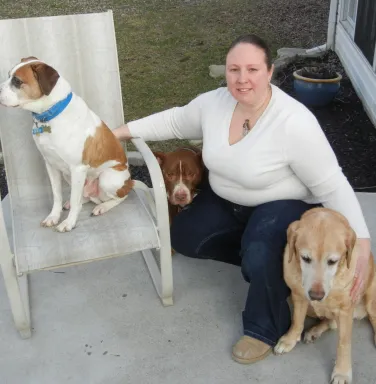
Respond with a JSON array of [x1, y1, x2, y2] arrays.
[[170, 214, 198, 257], [240, 240, 284, 283], [170, 213, 213, 258], [170, 212, 242, 262]]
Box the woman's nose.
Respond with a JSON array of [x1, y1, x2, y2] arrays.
[[237, 69, 248, 83]]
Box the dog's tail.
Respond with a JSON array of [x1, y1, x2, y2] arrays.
[[116, 178, 135, 198]]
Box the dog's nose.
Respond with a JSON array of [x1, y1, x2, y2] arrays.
[[308, 289, 325, 301], [175, 191, 188, 201]]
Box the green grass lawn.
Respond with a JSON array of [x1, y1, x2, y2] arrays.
[[0, 0, 307, 151]]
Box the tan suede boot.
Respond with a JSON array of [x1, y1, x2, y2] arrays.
[[232, 335, 272, 364]]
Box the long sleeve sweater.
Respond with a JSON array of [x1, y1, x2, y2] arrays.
[[128, 85, 370, 238]]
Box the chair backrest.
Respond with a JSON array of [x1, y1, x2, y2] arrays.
[[0, 11, 125, 200]]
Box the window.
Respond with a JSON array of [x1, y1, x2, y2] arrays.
[[341, 0, 359, 36], [354, 0, 376, 66], [340, 0, 376, 69], [347, 0, 358, 25]]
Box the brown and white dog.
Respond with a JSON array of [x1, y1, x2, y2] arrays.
[[153, 146, 204, 223], [0, 57, 134, 232], [274, 207, 376, 384]]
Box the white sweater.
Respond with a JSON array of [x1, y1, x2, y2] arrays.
[[128, 85, 370, 238]]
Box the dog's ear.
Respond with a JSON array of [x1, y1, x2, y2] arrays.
[[21, 56, 39, 63], [153, 151, 165, 166], [287, 220, 300, 263], [31, 62, 60, 95], [345, 226, 357, 269]]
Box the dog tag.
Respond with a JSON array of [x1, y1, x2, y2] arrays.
[[32, 124, 52, 136], [41, 125, 51, 133]]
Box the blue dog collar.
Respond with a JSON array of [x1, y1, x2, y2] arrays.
[[32, 92, 73, 122]]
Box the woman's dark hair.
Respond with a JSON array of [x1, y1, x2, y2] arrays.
[[227, 34, 273, 70]]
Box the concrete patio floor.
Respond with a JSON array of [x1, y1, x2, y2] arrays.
[[1, 192, 376, 384]]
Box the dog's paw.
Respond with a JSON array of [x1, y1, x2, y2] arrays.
[[91, 201, 117, 216], [55, 219, 75, 232], [41, 215, 60, 227], [331, 370, 352, 384], [91, 204, 107, 216], [274, 335, 298, 355], [304, 327, 323, 344]]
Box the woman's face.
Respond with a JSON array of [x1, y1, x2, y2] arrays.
[[225, 42, 273, 107]]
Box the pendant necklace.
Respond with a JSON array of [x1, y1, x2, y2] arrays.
[[242, 119, 251, 137], [241, 85, 272, 138]]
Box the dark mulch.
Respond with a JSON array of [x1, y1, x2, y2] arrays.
[[275, 50, 376, 192], [0, 166, 6, 200]]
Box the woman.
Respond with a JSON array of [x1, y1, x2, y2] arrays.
[[113, 34, 371, 364]]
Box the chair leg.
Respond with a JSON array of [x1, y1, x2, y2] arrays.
[[134, 181, 174, 306], [1, 258, 31, 339], [142, 248, 173, 306], [158, 245, 173, 306]]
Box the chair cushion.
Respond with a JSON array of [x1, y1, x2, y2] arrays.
[[3, 189, 159, 273]]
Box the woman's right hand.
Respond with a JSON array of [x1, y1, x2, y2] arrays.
[[112, 124, 132, 141]]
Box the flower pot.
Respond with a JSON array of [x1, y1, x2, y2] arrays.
[[293, 66, 342, 107]]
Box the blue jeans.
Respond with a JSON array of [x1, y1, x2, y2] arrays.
[[170, 177, 320, 346]]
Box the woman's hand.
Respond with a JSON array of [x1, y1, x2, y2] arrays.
[[113, 124, 132, 141], [350, 238, 371, 302]]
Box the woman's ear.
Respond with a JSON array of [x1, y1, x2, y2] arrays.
[[268, 63, 275, 83]]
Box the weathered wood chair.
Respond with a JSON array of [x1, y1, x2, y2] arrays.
[[0, 10, 173, 339]]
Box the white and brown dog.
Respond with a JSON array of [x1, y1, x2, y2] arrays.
[[0, 56, 134, 232]]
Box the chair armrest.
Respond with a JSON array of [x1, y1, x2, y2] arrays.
[[129, 138, 170, 242], [0, 196, 13, 264]]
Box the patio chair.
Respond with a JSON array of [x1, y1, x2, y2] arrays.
[[0, 10, 173, 339]]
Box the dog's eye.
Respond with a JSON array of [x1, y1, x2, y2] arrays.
[[301, 255, 311, 264], [11, 76, 23, 88], [327, 259, 338, 266]]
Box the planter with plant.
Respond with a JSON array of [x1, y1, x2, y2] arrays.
[[292, 66, 342, 107]]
